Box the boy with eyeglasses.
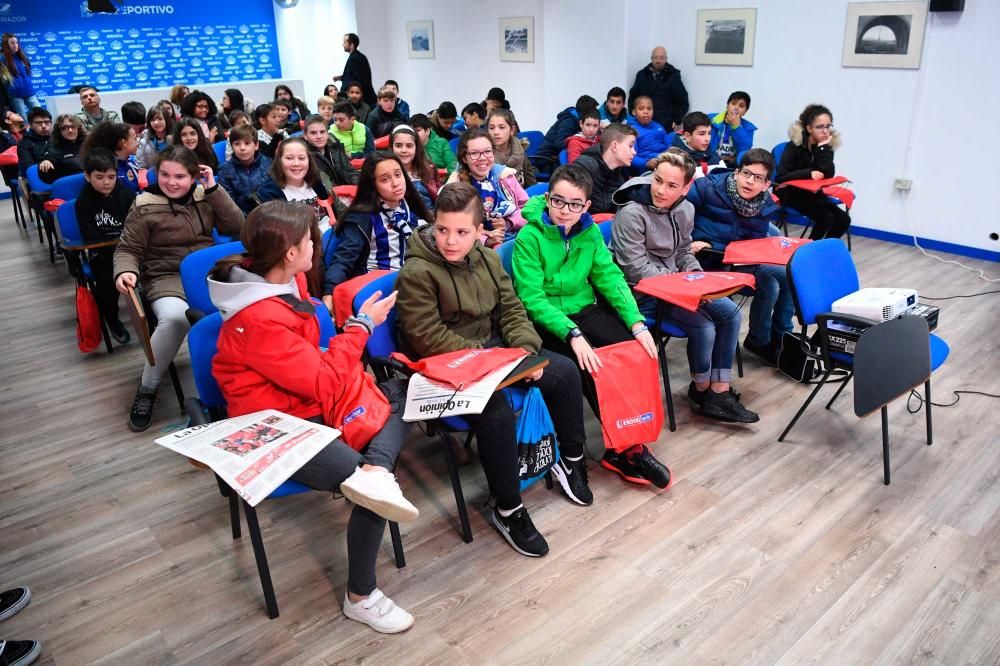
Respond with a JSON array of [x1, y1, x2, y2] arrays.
[[512, 164, 671, 490], [687, 148, 790, 366]]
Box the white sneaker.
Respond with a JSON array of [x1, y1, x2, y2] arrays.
[[339, 467, 419, 523], [343, 589, 414, 634]]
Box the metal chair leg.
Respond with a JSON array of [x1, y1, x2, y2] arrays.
[[825, 371, 853, 409], [924, 380, 933, 446], [242, 501, 279, 619], [213, 474, 242, 538], [778, 370, 831, 441], [389, 521, 406, 568], [168, 362, 185, 409], [654, 301, 677, 432], [881, 406, 891, 485], [735, 345, 744, 378], [440, 434, 473, 543]]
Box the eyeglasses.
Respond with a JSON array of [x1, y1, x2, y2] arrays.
[[467, 149, 493, 160], [548, 195, 586, 213], [59, 125, 77, 130], [737, 168, 769, 184], [810, 123, 834, 131], [31, 119, 51, 126]]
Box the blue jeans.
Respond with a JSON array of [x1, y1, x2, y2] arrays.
[[10, 94, 41, 119], [741, 263, 794, 346], [638, 295, 742, 384]]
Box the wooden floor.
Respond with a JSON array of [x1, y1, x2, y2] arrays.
[[2, 204, 999, 666]]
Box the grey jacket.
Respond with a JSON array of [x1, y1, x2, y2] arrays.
[[610, 175, 701, 286]]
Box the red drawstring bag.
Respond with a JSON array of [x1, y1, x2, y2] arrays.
[[391, 347, 528, 389], [635, 271, 756, 312], [591, 340, 663, 452], [777, 176, 856, 209], [76, 285, 102, 353], [723, 237, 811, 266], [321, 360, 391, 451], [331, 269, 393, 328]]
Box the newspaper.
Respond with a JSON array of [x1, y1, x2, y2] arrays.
[[155, 410, 339, 506], [402, 357, 526, 422]]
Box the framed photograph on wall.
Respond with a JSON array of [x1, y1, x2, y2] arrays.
[[499, 17, 534, 62], [695, 8, 757, 66], [842, 1, 928, 69], [406, 20, 434, 59]]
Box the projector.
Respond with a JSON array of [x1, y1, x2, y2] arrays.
[[832, 287, 918, 322]]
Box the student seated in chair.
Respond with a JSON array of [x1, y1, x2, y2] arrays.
[[79, 121, 141, 191], [512, 164, 669, 488], [411, 112, 456, 175], [366, 86, 406, 140], [628, 96, 670, 174], [252, 103, 289, 161], [573, 122, 636, 215], [216, 124, 273, 215], [395, 182, 593, 558], [76, 148, 137, 345], [564, 108, 602, 165], [209, 201, 418, 634], [303, 114, 359, 192], [321, 151, 431, 304], [599, 87, 629, 128], [709, 91, 757, 168], [670, 112, 726, 180], [330, 101, 374, 159], [611, 149, 758, 424], [487, 109, 536, 187], [113, 145, 244, 432], [687, 148, 789, 366], [344, 82, 371, 125]]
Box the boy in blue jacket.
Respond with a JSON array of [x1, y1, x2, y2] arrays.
[[670, 112, 726, 179], [628, 96, 670, 173], [709, 91, 757, 168], [599, 87, 628, 128], [686, 148, 790, 365], [216, 125, 273, 214]]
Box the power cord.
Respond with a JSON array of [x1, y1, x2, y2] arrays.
[[906, 388, 1000, 414], [921, 289, 1000, 300]]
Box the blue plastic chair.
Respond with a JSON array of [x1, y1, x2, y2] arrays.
[[778, 240, 948, 480], [771, 141, 853, 250], [525, 182, 548, 197], [518, 131, 545, 157], [56, 199, 116, 351], [558, 149, 568, 165], [495, 238, 515, 276], [24, 165, 60, 261], [180, 241, 245, 317], [212, 140, 228, 164], [185, 312, 404, 618], [321, 227, 340, 268], [50, 173, 87, 202], [449, 137, 460, 155], [25, 164, 52, 196], [597, 220, 613, 246], [146, 167, 157, 187]]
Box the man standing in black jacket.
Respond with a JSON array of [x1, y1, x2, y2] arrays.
[[628, 46, 689, 132], [334, 33, 377, 106]]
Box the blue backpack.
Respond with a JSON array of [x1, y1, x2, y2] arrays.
[[513, 387, 560, 490]]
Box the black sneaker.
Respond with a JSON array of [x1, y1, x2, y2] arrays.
[[549, 457, 593, 506], [491, 507, 549, 557], [630, 445, 672, 489], [688, 382, 708, 407], [601, 448, 650, 486], [743, 336, 779, 367], [700, 388, 760, 424], [0, 587, 30, 621], [0, 640, 41, 666], [129, 385, 158, 432], [108, 319, 131, 345]]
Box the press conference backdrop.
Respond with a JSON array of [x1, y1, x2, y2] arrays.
[[12, 0, 282, 102]]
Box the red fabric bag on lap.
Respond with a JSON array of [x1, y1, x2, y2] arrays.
[[391, 347, 528, 389], [635, 272, 756, 312], [321, 358, 391, 450], [776, 176, 856, 209], [332, 269, 393, 328], [76, 286, 102, 353], [591, 341, 663, 453], [723, 237, 811, 266]]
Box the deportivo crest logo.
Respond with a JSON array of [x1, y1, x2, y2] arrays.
[[684, 273, 706, 281], [616, 412, 654, 429], [779, 238, 793, 248], [342, 406, 366, 425]]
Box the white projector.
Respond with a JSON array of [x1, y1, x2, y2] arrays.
[[832, 288, 918, 322]]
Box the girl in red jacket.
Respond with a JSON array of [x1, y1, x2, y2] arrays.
[[208, 200, 418, 634]]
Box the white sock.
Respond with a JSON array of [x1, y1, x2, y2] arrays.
[[497, 503, 523, 517], [564, 455, 583, 462]]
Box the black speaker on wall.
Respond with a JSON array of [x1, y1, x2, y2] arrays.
[[929, 0, 964, 11]]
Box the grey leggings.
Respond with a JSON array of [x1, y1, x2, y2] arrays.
[[140, 296, 191, 389], [290, 379, 409, 596]]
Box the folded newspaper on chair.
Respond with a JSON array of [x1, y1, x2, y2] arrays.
[[402, 354, 527, 422], [155, 410, 339, 506]]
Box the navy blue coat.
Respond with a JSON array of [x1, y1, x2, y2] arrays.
[[216, 152, 272, 214], [686, 170, 779, 251], [537, 107, 579, 160]]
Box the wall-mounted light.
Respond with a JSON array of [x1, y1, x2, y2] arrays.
[[274, 0, 299, 7]]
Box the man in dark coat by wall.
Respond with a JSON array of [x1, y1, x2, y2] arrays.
[[334, 33, 377, 106], [628, 46, 689, 132]]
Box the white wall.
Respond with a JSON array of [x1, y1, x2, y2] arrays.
[[272, 0, 358, 106]]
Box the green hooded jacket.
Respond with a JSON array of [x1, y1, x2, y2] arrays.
[[513, 195, 643, 340], [396, 225, 541, 359], [425, 131, 457, 174]]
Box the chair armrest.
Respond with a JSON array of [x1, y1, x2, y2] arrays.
[[813, 312, 879, 363], [61, 239, 119, 252], [368, 355, 413, 379]]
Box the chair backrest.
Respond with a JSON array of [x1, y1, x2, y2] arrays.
[[26, 164, 52, 194], [449, 137, 460, 155], [213, 141, 228, 164], [50, 173, 87, 201], [853, 316, 931, 418], [56, 199, 83, 246], [188, 311, 227, 411], [146, 167, 158, 186], [321, 227, 340, 268], [597, 220, 613, 246], [496, 238, 516, 276], [558, 149, 568, 165], [312, 299, 335, 348], [525, 182, 548, 197], [180, 241, 246, 315], [786, 239, 859, 327], [518, 131, 545, 156], [664, 131, 677, 147], [352, 271, 400, 358], [771, 142, 788, 180]]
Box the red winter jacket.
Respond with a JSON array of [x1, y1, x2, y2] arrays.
[[565, 133, 600, 165], [210, 271, 373, 448]]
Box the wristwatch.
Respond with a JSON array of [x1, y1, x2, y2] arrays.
[[565, 327, 583, 343]]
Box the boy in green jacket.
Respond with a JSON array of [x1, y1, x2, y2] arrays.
[[411, 113, 456, 174], [512, 165, 670, 488]]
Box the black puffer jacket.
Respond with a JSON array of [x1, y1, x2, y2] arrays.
[[628, 63, 689, 129]]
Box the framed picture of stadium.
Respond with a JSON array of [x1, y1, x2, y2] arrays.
[[842, 1, 929, 69], [499, 17, 534, 62], [407, 20, 435, 59], [695, 8, 758, 66]]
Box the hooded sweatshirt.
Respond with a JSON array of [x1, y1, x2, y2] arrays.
[[574, 143, 630, 215], [610, 175, 701, 286], [395, 225, 541, 359], [709, 111, 757, 163], [513, 195, 642, 340], [670, 133, 725, 179]]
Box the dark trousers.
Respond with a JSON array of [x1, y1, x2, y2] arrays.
[[87, 249, 122, 325], [779, 187, 851, 240], [461, 349, 586, 511], [291, 379, 409, 596]]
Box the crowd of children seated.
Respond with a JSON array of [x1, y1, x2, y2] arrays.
[[10, 55, 856, 642]]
